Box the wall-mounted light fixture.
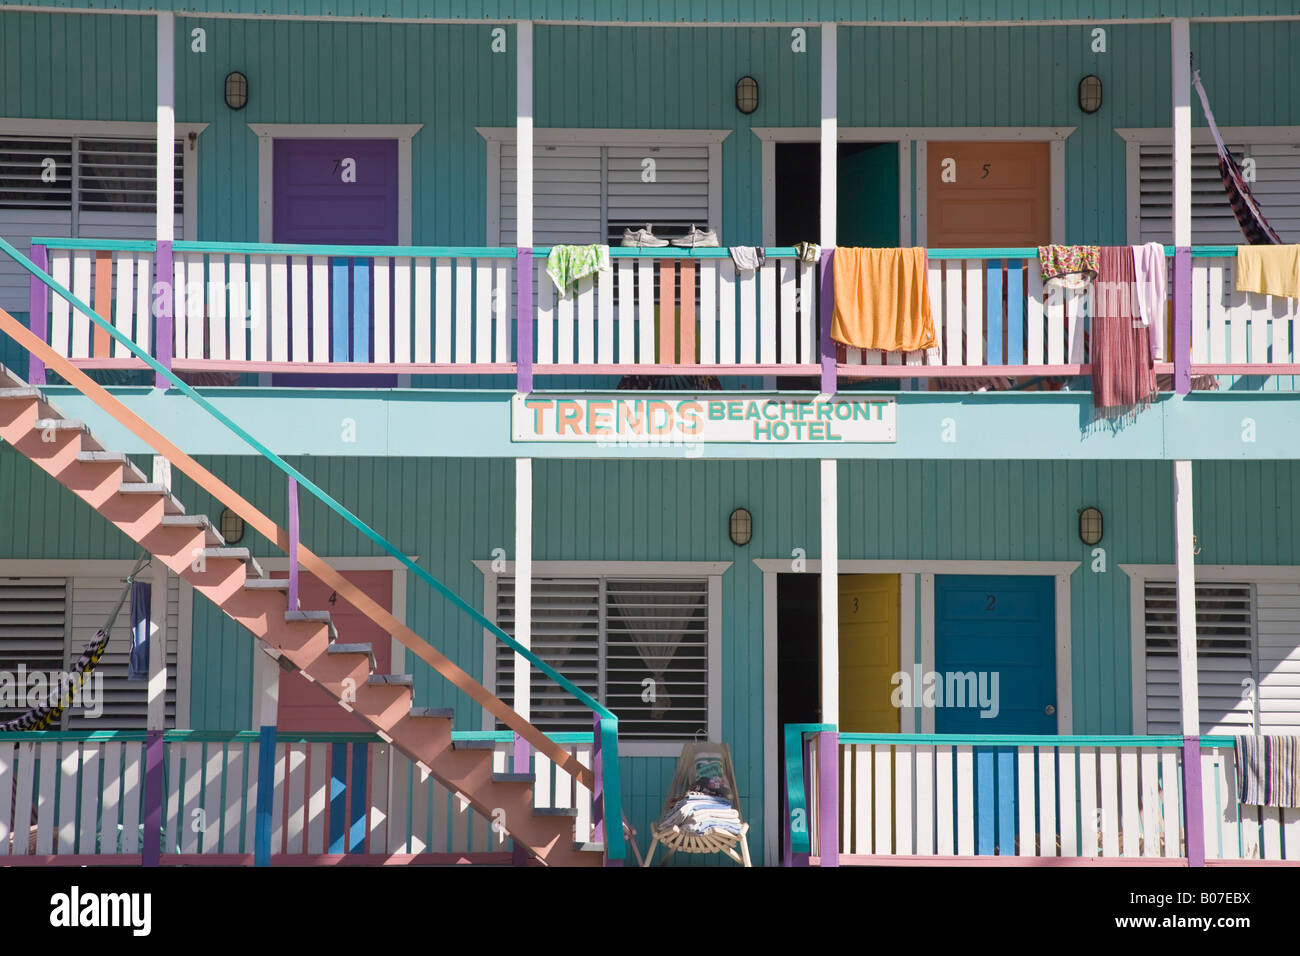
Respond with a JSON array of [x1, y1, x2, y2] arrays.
[[1078, 75, 1103, 114], [729, 508, 753, 546], [736, 76, 759, 115], [1078, 506, 1103, 546], [225, 71, 249, 111], [220, 507, 245, 544]]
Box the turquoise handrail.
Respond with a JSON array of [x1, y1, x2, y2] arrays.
[[838, 732, 1189, 747], [0, 728, 597, 745], [782, 722, 832, 858], [0, 234, 625, 862]]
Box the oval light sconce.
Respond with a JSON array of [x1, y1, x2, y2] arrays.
[[1078, 74, 1102, 114], [735, 76, 759, 115], [729, 507, 753, 546], [220, 507, 246, 544], [225, 71, 249, 110], [1078, 506, 1103, 546]]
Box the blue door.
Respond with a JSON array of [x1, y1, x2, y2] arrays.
[[934, 574, 1056, 854]]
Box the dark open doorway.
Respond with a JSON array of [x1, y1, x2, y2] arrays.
[[776, 572, 820, 858], [774, 142, 900, 248]]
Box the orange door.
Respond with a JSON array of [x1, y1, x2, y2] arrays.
[[927, 142, 1051, 248], [275, 569, 394, 732]]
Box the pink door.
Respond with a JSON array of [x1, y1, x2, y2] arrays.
[[275, 570, 394, 733]]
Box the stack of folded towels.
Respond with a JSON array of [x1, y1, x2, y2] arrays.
[[657, 751, 742, 835], [657, 791, 743, 836]]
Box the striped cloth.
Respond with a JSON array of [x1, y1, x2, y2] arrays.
[[1234, 735, 1300, 808]]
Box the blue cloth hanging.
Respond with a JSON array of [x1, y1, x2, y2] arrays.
[[128, 580, 151, 681]]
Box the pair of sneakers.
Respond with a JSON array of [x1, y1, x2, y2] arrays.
[[621, 223, 719, 248]]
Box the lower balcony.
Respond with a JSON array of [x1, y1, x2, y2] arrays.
[[16, 239, 1300, 390], [785, 729, 1300, 866]]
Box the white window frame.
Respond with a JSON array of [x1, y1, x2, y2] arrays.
[[1121, 563, 1300, 734], [0, 558, 194, 730], [476, 127, 730, 247], [752, 126, 1074, 246], [0, 117, 207, 240], [247, 123, 423, 245], [474, 559, 729, 757], [1115, 125, 1300, 244]]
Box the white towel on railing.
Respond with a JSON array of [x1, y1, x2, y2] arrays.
[[1132, 242, 1167, 361]]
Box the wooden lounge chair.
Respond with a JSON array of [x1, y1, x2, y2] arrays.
[[643, 741, 751, 867]]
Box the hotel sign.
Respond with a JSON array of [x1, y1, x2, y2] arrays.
[[512, 394, 897, 444]]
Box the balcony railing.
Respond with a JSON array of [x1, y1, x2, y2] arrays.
[[0, 729, 595, 864], [785, 728, 1300, 865], [19, 238, 1300, 387]]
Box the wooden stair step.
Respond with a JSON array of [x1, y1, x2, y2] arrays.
[[160, 514, 225, 545], [368, 674, 413, 686], [534, 807, 580, 817], [0, 363, 29, 388], [328, 642, 376, 668], [410, 707, 455, 719], [285, 609, 336, 639], [244, 578, 290, 591], [0, 386, 45, 401], [116, 483, 186, 514], [451, 738, 497, 750], [492, 771, 535, 784], [78, 451, 150, 484], [204, 547, 265, 578]]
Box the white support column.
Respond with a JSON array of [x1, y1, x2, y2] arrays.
[[514, 458, 532, 722], [156, 13, 175, 244], [819, 24, 837, 249], [516, 21, 534, 250], [252, 649, 280, 729], [1173, 460, 1200, 736], [1171, 19, 1192, 249], [820, 459, 839, 726]]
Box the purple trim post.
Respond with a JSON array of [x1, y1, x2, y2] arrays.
[[27, 244, 48, 385], [817, 730, 840, 867], [818, 248, 836, 395], [516, 248, 534, 394], [1181, 735, 1205, 866], [1172, 246, 1192, 395], [142, 729, 164, 866], [154, 240, 174, 389], [287, 477, 300, 611]]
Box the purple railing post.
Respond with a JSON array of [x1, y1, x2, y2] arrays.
[[794, 734, 813, 867], [142, 729, 164, 865], [516, 248, 534, 393], [1172, 246, 1192, 395], [287, 477, 300, 611], [817, 730, 840, 867], [154, 240, 174, 389], [590, 712, 604, 848], [1182, 735, 1205, 866], [818, 248, 836, 395], [27, 244, 48, 385]]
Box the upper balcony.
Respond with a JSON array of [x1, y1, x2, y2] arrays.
[[16, 237, 1300, 395]]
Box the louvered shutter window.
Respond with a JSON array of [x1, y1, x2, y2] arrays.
[[495, 577, 601, 732], [1137, 139, 1300, 244], [0, 138, 72, 210], [1144, 581, 1255, 735], [0, 578, 68, 724], [77, 139, 183, 215], [63, 573, 180, 730], [499, 142, 713, 247], [495, 575, 712, 742]]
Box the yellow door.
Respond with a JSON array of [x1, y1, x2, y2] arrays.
[[838, 574, 901, 733]]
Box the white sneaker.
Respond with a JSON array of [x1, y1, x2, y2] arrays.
[[621, 223, 669, 247], [671, 225, 719, 248]]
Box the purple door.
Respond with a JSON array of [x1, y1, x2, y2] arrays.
[[273, 139, 398, 245], [272, 139, 399, 385]]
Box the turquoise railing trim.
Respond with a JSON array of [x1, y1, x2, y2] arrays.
[[783, 722, 833, 857], [1200, 735, 1238, 747], [837, 733, 1189, 747], [29, 238, 159, 252], [0, 728, 605, 746], [452, 730, 595, 745], [0, 235, 625, 862], [533, 246, 803, 259]]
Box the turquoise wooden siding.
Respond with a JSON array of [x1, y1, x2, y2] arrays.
[[2, 447, 1300, 862], [3, 15, 1299, 249]]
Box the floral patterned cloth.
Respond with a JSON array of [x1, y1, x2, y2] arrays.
[[546, 244, 611, 297], [1038, 244, 1100, 290]]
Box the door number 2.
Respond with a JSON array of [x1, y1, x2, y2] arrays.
[[985, 594, 996, 611]]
